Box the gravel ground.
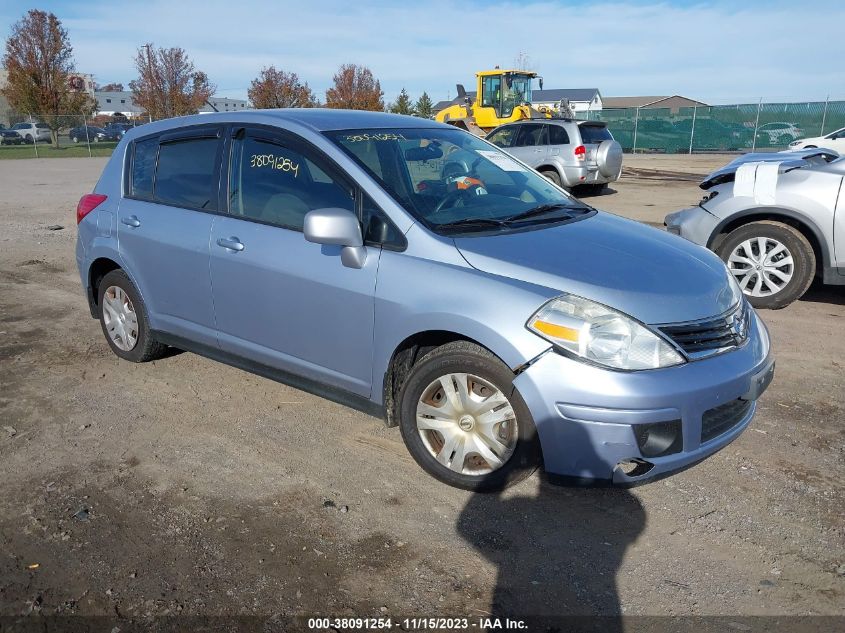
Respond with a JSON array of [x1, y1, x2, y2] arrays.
[[0, 155, 842, 627]]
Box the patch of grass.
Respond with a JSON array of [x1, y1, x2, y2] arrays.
[[0, 142, 116, 159]]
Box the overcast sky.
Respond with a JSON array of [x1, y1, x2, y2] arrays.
[[2, 0, 842, 105]]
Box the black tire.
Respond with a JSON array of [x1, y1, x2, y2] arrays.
[[398, 341, 541, 491], [717, 221, 815, 309], [540, 169, 562, 187], [97, 269, 167, 362]]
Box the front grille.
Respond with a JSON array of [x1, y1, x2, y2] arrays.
[[659, 302, 749, 359], [701, 399, 752, 443]]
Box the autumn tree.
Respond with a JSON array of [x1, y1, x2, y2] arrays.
[[388, 88, 414, 116], [99, 82, 124, 92], [415, 92, 434, 119], [325, 64, 384, 111], [248, 66, 316, 109], [1, 9, 95, 147], [129, 44, 214, 119]]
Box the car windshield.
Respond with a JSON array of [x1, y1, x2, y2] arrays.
[[325, 127, 591, 234], [36, 123, 49, 129]]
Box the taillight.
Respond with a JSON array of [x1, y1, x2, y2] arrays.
[[76, 193, 107, 224], [574, 145, 586, 161]]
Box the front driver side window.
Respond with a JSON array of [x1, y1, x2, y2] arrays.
[[229, 133, 354, 231]]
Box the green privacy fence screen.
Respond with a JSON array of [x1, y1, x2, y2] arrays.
[[581, 100, 845, 153]]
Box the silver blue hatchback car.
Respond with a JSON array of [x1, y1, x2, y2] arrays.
[[75, 109, 774, 491]]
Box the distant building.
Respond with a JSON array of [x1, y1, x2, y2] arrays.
[[532, 88, 602, 113], [94, 92, 249, 119], [199, 97, 249, 113], [68, 72, 96, 96], [432, 88, 603, 116], [95, 91, 145, 118], [602, 95, 707, 113]]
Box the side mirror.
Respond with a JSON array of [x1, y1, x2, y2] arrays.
[[303, 207, 367, 269]]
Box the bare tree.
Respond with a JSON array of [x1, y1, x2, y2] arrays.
[[129, 44, 214, 119], [1, 9, 95, 147], [325, 64, 384, 111], [248, 66, 316, 109]]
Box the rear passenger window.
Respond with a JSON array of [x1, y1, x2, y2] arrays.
[[229, 134, 354, 231], [155, 138, 220, 210], [548, 125, 570, 145], [513, 124, 547, 147], [131, 138, 157, 198]]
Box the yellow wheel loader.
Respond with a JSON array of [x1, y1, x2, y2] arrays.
[[435, 69, 574, 135]]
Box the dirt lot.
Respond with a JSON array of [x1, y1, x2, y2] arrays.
[[0, 155, 843, 627]]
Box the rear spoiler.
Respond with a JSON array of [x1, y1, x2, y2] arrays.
[[700, 149, 839, 190]]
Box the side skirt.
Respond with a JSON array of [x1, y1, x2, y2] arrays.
[[152, 330, 385, 421]]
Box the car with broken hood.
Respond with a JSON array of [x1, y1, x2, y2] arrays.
[[665, 149, 844, 309], [75, 110, 773, 490]]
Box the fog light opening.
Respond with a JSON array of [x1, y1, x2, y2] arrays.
[[615, 458, 654, 478], [634, 420, 683, 458]]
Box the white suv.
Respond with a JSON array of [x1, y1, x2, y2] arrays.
[[11, 122, 52, 144]]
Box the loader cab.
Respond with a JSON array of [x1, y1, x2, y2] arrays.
[[476, 70, 537, 127]]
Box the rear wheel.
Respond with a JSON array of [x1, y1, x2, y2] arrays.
[[398, 341, 541, 491], [539, 168, 562, 187], [71, 135, 79, 143], [717, 221, 815, 309], [97, 269, 167, 362]]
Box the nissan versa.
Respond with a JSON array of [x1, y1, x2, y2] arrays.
[[75, 110, 775, 490]]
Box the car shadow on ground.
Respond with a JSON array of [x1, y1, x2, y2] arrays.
[[456, 424, 644, 630], [573, 185, 618, 199], [799, 280, 845, 307]]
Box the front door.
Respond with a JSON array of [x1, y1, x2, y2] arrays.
[[209, 127, 379, 396]]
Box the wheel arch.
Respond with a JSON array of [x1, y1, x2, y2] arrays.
[[381, 330, 511, 428], [708, 208, 830, 272]]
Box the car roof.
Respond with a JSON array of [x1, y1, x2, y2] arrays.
[[129, 109, 447, 135]]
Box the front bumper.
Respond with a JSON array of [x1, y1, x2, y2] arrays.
[[664, 205, 720, 246], [513, 309, 772, 485]]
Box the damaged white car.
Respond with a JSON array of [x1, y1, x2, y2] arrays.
[[665, 149, 845, 309]]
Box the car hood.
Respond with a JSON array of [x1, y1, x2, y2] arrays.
[[453, 212, 737, 324]]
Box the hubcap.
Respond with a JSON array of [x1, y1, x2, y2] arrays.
[[416, 373, 518, 476], [728, 237, 794, 297], [102, 285, 139, 351]]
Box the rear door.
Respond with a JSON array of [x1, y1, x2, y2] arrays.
[[508, 123, 548, 167], [118, 126, 222, 347], [209, 126, 380, 396], [546, 123, 571, 160]]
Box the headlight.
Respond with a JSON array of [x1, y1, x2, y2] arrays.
[[527, 294, 685, 370]]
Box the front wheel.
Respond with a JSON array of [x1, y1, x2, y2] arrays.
[[398, 341, 541, 491], [718, 221, 815, 309]]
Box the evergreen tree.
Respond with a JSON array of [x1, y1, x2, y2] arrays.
[[414, 91, 434, 119], [389, 88, 415, 115]]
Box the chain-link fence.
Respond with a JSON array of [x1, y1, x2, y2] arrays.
[[582, 99, 845, 153], [3, 99, 845, 158], [0, 110, 149, 158]]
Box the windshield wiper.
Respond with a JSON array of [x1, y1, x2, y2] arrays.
[[435, 217, 509, 231], [503, 203, 582, 224]]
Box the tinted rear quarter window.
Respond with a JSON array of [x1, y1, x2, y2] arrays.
[[154, 138, 220, 210], [131, 137, 158, 198], [578, 125, 613, 144]]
